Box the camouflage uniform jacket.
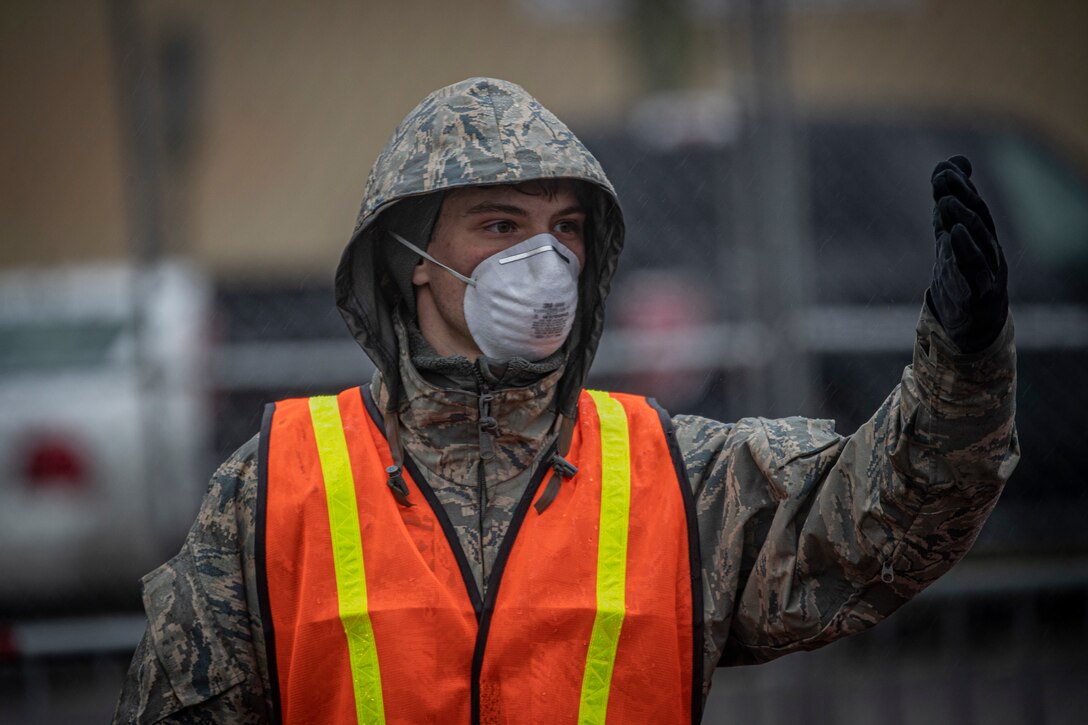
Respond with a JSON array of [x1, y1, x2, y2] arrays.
[[114, 78, 1019, 723]]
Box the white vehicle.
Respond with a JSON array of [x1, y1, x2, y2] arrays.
[[0, 261, 211, 612]]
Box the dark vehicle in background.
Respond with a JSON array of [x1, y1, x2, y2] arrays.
[[586, 115, 1088, 555], [584, 114, 1088, 721]]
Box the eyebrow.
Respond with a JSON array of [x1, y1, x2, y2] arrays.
[[461, 202, 587, 217]]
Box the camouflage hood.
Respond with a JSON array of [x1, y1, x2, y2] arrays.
[[335, 77, 625, 419]]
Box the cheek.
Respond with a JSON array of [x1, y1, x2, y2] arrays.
[[429, 267, 470, 316], [444, 243, 491, 279], [462, 254, 490, 276]]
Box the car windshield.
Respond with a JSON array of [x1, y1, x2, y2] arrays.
[[0, 320, 129, 374]]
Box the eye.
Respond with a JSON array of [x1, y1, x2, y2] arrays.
[[554, 219, 582, 236], [485, 220, 517, 234]]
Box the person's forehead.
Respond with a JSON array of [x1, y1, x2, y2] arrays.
[[444, 181, 583, 213]]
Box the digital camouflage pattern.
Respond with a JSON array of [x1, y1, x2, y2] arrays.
[[115, 77, 1019, 722], [116, 437, 274, 722], [351, 78, 615, 233]]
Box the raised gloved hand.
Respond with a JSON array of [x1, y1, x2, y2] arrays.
[[928, 155, 1009, 353]]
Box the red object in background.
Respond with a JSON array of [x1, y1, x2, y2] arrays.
[[24, 436, 88, 489], [613, 270, 713, 407], [0, 626, 15, 658]]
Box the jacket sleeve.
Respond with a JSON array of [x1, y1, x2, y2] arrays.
[[113, 435, 273, 724], [676, 303, 1019, 683]]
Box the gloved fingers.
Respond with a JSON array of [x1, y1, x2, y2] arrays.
[[949, 223, 996, 298], [928, 155, 1009, 352], [933, 231, 973, 320], [932, 156, 979, 193], [937, 195, 1000, 271], [932, 166, 996, 238], [947, 154, 973, 177], [934, 170, 997, 237], [932, 166, 978, 203]]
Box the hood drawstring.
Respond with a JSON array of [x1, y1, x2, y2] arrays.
[[535, 414, 578, 514], [382, 408, 414, 507]]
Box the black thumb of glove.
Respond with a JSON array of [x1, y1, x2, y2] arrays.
[[928, 155, 1009, 353]]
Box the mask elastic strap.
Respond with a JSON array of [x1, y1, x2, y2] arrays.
[[390, 231, 476, 287]]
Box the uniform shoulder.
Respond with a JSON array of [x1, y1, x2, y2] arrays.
[[670, 414, 740, 495], [212, 433, 260, 481], [192, 433, 261, 548]]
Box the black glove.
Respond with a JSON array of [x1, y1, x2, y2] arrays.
[[928, 155, 1009, 353]]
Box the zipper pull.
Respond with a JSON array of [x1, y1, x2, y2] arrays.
[[477, 391, 497, 461], [386, 465, 413, 507], [880, 560, 895, 584]]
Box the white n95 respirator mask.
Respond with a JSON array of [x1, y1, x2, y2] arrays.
[[391, 231, 581, 361]]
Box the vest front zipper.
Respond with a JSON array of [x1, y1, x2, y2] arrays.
[[470, 439, 558, 725]]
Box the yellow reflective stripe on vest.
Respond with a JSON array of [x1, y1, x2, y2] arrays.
[[308, 396, 386, 725], [579, 390, 632, 725]]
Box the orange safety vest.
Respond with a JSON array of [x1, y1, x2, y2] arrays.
[[256, 386, 703, 724]]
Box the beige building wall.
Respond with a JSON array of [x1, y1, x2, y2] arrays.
[[1, 0, 1085, 277], [1, 2, 129, 264], [792, 0, 1088, 159]]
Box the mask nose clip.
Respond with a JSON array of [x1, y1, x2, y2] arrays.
[[496, 243, 572, 266]]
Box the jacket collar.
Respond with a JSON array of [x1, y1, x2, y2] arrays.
[[373, 314, 561, 488]]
